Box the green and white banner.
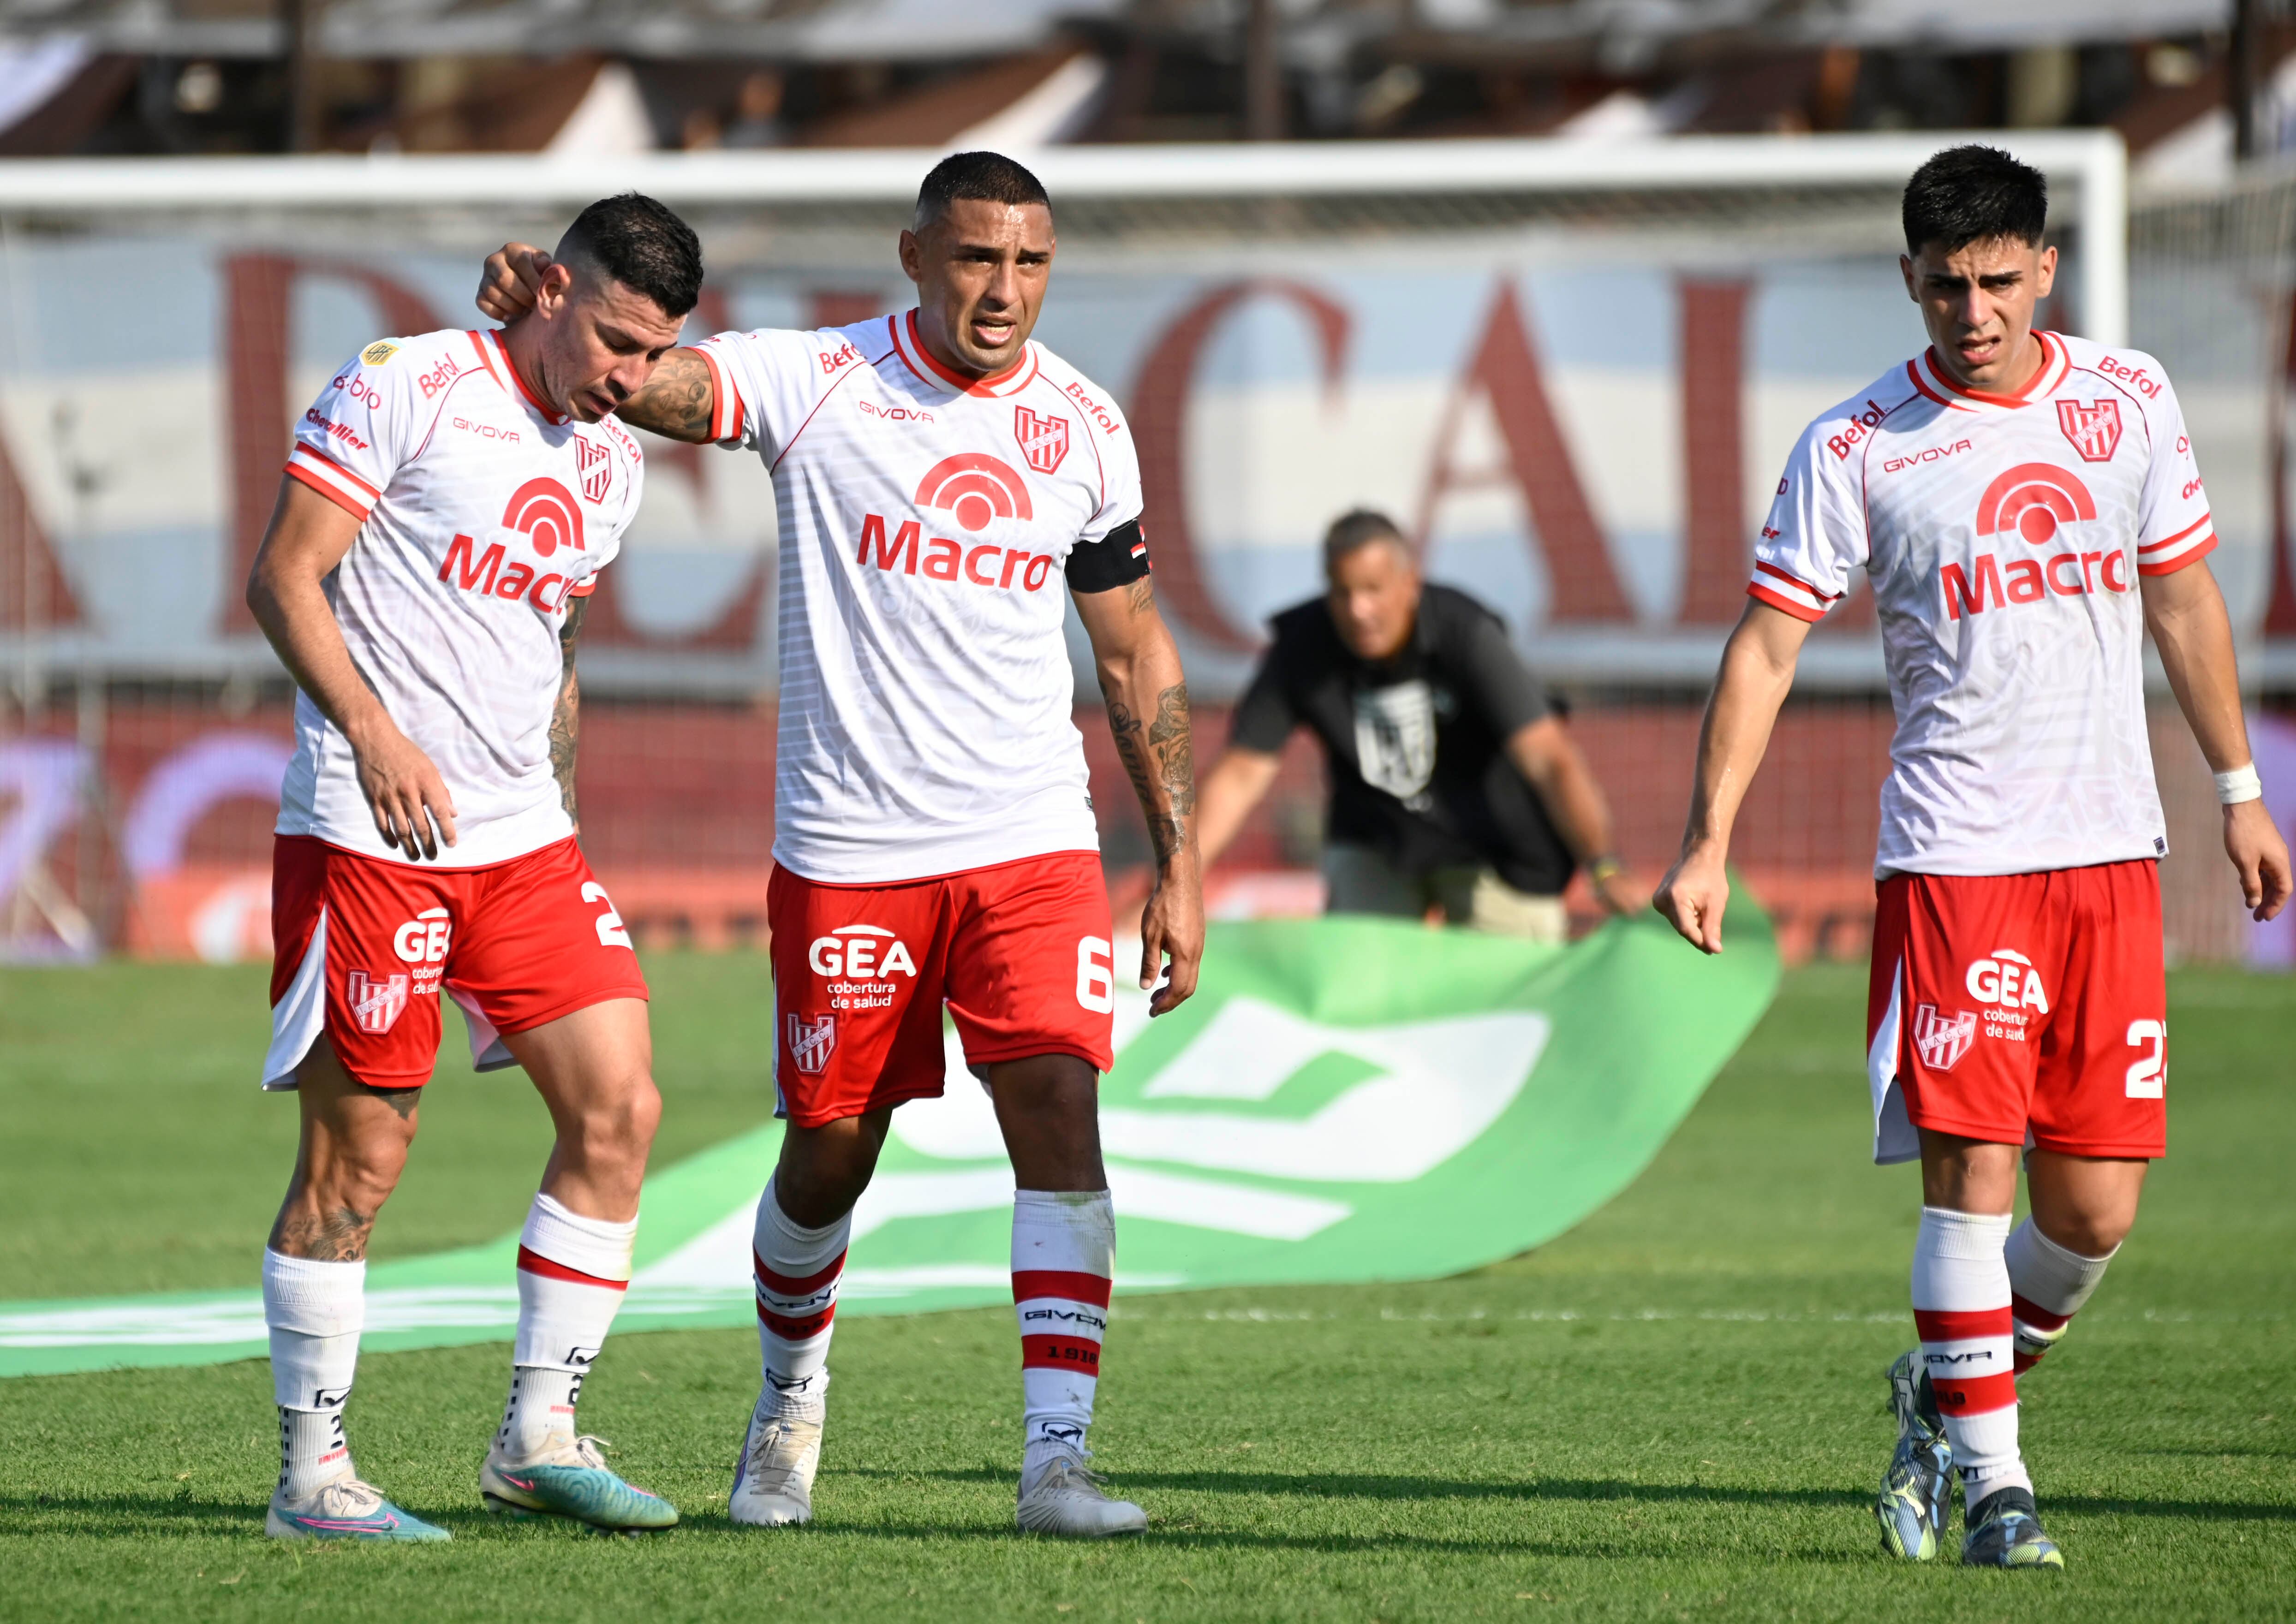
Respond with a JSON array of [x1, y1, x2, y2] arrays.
[[0, 908, 1779, 1379]]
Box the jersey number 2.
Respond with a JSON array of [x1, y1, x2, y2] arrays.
[[2124, 1018, 2165, 1099], [582, 881, 632, 949]]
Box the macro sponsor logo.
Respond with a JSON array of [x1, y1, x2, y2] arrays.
[[1940, 464, 2123, 619], [1911, 1003, 1976, 1071], [416, 354, 463, 399], [437, 477, 588, 613], [2056, 399, 2123, 463], [1824, 398, 1889, 459], [1014, 405, 1070, 474], [817, 339, 861, 375], [857, 513, 1056, 592], [859, 399, 934, 424], [916, 452, 1033, 530], [2096, 354, 2162, 398], [303, 410, 369, 453], [331, 372, 388, 413], [808, 924, 919, 1012], [577, 436, 611, 503], [451, 417, 520, 443], [1881, 438, 1971, 475], [787, 1013, 836, 1075], [1063, 379, 1122, 436], [346, 970, 411, 1035]]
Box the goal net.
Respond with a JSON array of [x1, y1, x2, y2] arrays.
[[0, 133, 2266, 965]]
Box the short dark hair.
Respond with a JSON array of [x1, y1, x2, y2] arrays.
[[1323, 508, 1409, 571], [1901, 145, 2047, 256], [556, 193, 704, 318], [915, 150, 1051, 227]]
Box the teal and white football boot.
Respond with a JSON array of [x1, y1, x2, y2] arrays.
[[266, 1475, 450, 1542], [481, 1434, 678, 1533], [1961, 1484, 2064, 1569], [1875, 1349, 1953, 1560]]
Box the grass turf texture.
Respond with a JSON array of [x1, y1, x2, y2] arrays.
[[0, 958, 2289, 1621]]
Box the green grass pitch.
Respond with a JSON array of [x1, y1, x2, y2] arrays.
[[0, 956, 2289, 1621]]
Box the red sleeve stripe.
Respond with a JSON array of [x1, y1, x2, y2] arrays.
[[283, 457, 376, 520], [1747, 582, 1827, 623], [1012, 1269, 1113, 1308], [754, 1248, 847, 1297], [515, 1245, 629, 1290], [2140, 512, 2212, 553], [698, 344, 736, 442], [288, 442, 382, 501], [2138, 531, 2216, 576], [567, 576, 598, 597]]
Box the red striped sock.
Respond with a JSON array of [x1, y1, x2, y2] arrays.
[[2005, 1218, 2115, 1375], [753, 1177, 848, 1409], [1013, 1190, 1114, 1453], [1911, 1206, 2029, 1495]]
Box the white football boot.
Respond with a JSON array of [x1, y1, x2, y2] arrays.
[[729, 1392, 824, 1527], [1016, 1442, 1147, 1537]]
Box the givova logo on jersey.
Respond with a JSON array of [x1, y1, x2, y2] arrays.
[[1940, 464, 2130, 621], [853, 453, 1062, 595]]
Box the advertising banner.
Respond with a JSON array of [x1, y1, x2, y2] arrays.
[[0, 905, 1780, 1378]]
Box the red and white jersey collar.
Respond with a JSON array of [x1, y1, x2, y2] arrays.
[[483, 328, 570, 425], [1908, 329, 2069, 412], [888, 309, 1040, 398]]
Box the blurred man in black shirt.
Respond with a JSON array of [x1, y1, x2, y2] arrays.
[[1197, 510, 1641, 942]]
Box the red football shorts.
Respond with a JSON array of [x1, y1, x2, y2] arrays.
[[1865, 859, 2166, 1164], [264, 834, 649, 1091], [768, 851, 1117, 1128]]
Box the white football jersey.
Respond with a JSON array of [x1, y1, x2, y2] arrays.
[[1751, 331, 2213, 880], [278, 328, 643, 867], [697, 311, 1145, 883]]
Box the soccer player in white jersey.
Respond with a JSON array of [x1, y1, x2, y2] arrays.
[[246, 195, 705, 1541], [477, 152, 1203, 1538], [1654, 147, 2291, 1569]]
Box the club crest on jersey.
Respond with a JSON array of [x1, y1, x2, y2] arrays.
[[787, 1013, 837, 1076], [2056, 399, 2123, 463], [1911, 1003, 1977, 1071], [1013, 405, 1070, 475], [576, 436, 612, 503], [346, 971, 411, 1036]]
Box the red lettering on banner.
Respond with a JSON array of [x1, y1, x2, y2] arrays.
[[1678, 278, 1752, 623], [1415, 281, 1633, 623]]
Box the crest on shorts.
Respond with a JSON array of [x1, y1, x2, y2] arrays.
[[346, 971, 411, 1036], [1014, 405, 1070, 475], [2056, 399, 2122, 463], [1911, 1003, 1977, 1072], [576, 436, 612, 503], [787, 1012, 837, 1076]]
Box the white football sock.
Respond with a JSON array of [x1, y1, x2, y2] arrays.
[[498, 1193, 635, 1458], [1013, 1189, 1114, 1463], [752, 1177, 848, 1413], [262, 1249, 364, 1498], [2005, 1217, 2116, 1374], [1910, 1206, 2028, 1497]]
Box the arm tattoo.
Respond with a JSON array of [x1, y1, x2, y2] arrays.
[[1103, 680, 1194, 869], [616, 347, 716, 442], [551, 595, 586, 822]]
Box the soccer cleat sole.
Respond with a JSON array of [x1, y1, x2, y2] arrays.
[[481, 1466, 678, 1533]]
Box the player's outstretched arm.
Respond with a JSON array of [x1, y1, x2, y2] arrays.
[[1506, 717, 1646, 916], [2142, 561, 2293, 922], [474, 244, 721, 443], [1653, 600, 1811, 953], [1075, 575, 1204, 1016], [1194, 747, 1282, 869], [246, 480, 459, 858]]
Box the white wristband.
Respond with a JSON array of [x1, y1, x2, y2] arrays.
[[2214, 763, 2262, 805]]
